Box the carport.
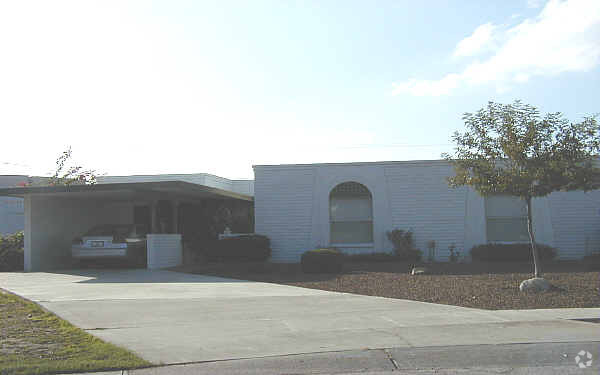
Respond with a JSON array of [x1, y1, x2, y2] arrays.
[[0, 181, 253, 271]]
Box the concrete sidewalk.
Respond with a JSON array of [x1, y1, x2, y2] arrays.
[[1, 269, 599, 365]]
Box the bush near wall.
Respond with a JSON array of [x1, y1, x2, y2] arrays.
[[0, 231, 24, 272], [386, 229, 422, 262], [470, 243, 557, 262], [344, 252, 399, 262], [204, 234, 271, 262], [301, 249, 344, 273], [583, 253, 600, 271]]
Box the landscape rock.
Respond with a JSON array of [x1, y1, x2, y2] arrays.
[[519, 277, 551, 292], [411, 267, 428, 275]]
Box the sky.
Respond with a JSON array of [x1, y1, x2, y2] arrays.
[[0, 0, 598, 180]]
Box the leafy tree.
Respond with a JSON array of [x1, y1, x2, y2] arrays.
[[443, 101, 600, 278], [49, 146, 98, 185]]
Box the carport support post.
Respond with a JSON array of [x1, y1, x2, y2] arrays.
[[172, 200, 179, 234], [23, 194, 32, 271], [151, 200, 158, 234]]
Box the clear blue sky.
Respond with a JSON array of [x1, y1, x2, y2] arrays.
[[1, 0, 598, 179]]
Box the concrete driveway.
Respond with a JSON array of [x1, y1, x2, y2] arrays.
[[1, 269, 598, 364]]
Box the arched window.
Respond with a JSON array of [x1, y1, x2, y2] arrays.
[[329, 182, 373, 244]]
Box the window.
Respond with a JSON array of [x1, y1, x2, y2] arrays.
[[485, 195, 529, 242], [1, 198, 23, 215], [329, 182, 373, 244]]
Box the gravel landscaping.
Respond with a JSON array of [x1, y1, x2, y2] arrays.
[[177, 260, 600, 310]]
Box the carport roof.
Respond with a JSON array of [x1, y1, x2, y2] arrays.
[[0, 181, 253, 201]]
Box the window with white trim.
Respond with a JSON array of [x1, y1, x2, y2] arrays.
[[485, 195, 529, 242], [329, 182, 373, 244]]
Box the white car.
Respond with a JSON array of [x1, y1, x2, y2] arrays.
[[72, 224, 147, 265]]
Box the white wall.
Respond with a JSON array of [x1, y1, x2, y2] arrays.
[[0, 196, 24, 235], [254, 161, 600, 262], [254, 167, 315, 262], [255, 161, 469, 262], [0, 175, 28, 235], [24, 195, 133, 271], [547, 190, 600, 259], [384, 163, 467, 261], [463, 188, 486, 255]]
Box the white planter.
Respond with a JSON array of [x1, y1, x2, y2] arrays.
[[147, 234, 182, 269]]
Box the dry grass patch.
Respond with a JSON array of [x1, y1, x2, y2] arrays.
[[0, 290, 151, 375]]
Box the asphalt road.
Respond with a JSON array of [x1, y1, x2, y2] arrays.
[[83, 341, 600, 374]]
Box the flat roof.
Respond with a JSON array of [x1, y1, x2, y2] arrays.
[[0, 181, 253, 201], [97, 172, 253, 183], [252, 159, 451, 169], [253, 156, 600, 169]]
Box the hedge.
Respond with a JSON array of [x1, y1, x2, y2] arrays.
[[0, 231, 24, 272], [386, 229, 422, 261], [204, 234, 271, 262], [470, 243, 557, 262], [583, 253, 600, 271], [301, 248, 344, 273], [344, 252, 399, 262]]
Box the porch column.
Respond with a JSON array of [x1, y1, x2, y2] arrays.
[[151, 200, 158, 233], [24, 195, 32, 271], [172, 200, 179, 234]]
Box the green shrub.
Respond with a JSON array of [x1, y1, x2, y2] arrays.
[[204, 234, 271, 262], [583, 253, 600, 271], [470, 243, 557, 262], [301, 249, 344, 273], [344, 252, 399, 262], [386, 229, 422, 261], [0, 231, 25, 272], [182, 234, 214, 263], [448, 243, 460, 263]]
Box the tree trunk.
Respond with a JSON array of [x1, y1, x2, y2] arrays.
[[526, 197, 541, 278]]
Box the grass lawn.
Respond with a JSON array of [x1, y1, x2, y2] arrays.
[[177, 260, 600, 310], [0, 289, 151, 375]]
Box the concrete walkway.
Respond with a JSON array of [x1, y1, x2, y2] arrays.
[[1, 269, 598, 364]]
